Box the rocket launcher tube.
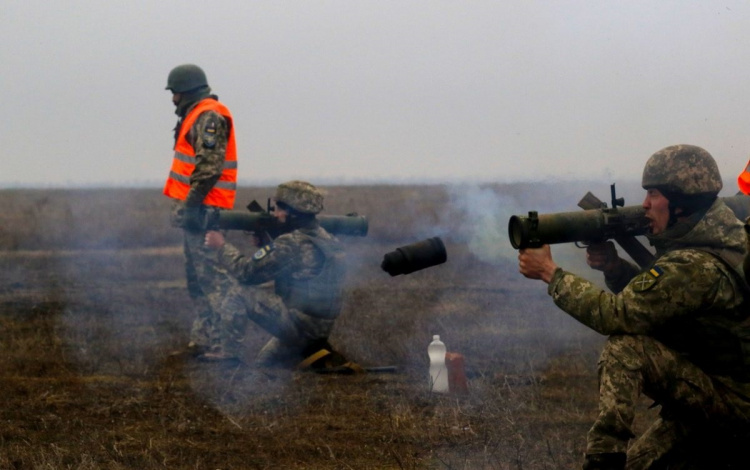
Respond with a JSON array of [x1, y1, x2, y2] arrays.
[[207, 209, 369, 237], [509, 193, 750, 259], [508, 205, 650, 250]]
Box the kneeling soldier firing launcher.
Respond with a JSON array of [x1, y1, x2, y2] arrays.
[[518, 145, 750, 470], [203, 181, 360, 371]]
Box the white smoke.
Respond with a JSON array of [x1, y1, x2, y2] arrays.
[[445, 183, 521, 264]]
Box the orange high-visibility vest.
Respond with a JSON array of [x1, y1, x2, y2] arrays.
[[739, 159, 750, 195], [163, 99, 238, 209]]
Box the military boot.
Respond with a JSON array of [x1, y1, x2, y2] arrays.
[[582, 453, 626, 470]]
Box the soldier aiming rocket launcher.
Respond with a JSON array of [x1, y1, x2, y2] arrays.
[[204, 199, 369, 238], [508, 184, 750, 269]]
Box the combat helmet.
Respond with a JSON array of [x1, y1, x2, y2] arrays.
[[275, 181, 324, 214], [642, 144, 723, 197], [166, 64, 208, 93]]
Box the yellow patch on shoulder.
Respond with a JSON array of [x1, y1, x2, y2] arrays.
[[632, 265, 663, 292], [253, 244, 274, 261]]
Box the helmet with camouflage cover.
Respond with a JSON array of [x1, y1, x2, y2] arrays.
[[165, 64, 208, 93], [641, 144, 723, 196], [275, 181, 324, 214]]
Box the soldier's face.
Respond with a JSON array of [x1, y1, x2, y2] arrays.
[[172, 92, 181, 106], [642, 188, 670, 235], [274, 205, 288, 224]]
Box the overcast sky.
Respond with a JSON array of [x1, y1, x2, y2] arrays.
[[2, 1, 750, 188]]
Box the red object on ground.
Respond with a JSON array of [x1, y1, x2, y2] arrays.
[[446, 352, 469, 394]]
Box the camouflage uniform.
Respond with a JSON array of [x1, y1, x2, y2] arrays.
[[550, 198, 750, 468], [169, 93, 244, 352], [215, 221, 346, 366]]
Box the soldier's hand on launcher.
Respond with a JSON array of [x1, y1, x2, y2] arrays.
[[518, 245, 558, 284], [586, 241, 619, 273], [204, 230, 225, 250], [247, 232, 262, 247]]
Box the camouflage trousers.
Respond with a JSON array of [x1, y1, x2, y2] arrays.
[[589, 335, 750, 469], [181, 229, 246, 351], [218, 283, 337, 367]]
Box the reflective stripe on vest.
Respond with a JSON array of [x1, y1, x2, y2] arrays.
[[163, 99, 238, 209]]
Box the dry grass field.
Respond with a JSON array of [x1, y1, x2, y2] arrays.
[[0, 183, 658, 469]]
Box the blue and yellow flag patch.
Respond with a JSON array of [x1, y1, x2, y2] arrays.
[[253, 243, 274, 261], [632, 265, 663, 292], [202, 116, 218, 149]]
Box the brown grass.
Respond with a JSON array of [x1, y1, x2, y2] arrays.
[[0, 184, 649, 469]]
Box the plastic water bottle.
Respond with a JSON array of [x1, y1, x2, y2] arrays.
[[428, 335, 449, 393]]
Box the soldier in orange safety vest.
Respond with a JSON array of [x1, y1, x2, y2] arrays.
[[164, 64, 247, 362]]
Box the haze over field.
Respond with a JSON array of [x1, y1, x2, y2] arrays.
[[3, 1, 750, 188]]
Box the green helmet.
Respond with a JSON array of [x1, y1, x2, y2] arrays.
[[275, 181, 324, 214], [165, 64, 208, 93], [641, 144, 723, 196]]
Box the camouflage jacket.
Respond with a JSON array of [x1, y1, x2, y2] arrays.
[[549, 199, 750, 379], [218, 222, 346, 318], [176, 96, 231, 207]]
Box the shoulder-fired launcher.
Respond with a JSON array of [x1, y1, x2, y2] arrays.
[[509, 204, 649, 249], [214, 211, 368, 236], [205, 200, 368, 237], [508, 187, 750, 269]]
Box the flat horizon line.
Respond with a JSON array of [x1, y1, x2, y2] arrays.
[[0, 176, 646, 190]]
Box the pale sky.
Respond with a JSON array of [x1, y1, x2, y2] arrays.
[[2, 0, 750, 187]]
